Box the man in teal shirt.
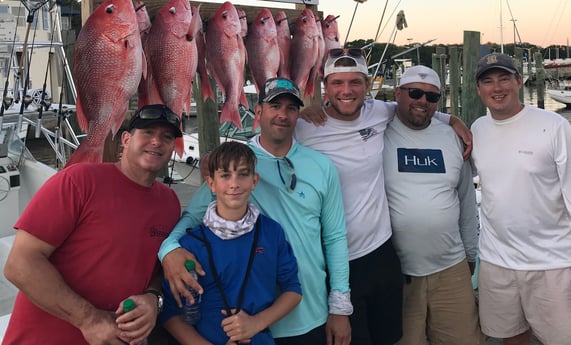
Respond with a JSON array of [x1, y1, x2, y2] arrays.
[[159, 78, 352, 345]]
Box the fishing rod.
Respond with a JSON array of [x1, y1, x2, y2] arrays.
[[0, 4, 23, 128], [36, 9, 58, 139], [13, 0, 51, 135], [17, 7, 42, 135]]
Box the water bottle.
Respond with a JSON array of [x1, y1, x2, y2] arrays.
[[122, 299, 148, 345], [182, 260, 201, 324]]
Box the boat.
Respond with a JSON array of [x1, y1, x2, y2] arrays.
[[546, 80, 571, 107]]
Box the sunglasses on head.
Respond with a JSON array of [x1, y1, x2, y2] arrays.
[[135, 105, 181, 128], [328, 48, 365, 59], [399, 87, 441, 103]]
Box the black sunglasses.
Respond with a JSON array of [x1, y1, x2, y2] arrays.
[[277, 157, 297, 192], [399, 87, 441, 103], [328, 48, 365, 59], [135, 105, 181, 128]]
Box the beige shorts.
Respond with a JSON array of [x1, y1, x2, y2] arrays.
[[396, 260, 485, 345], [478, 260, 571, 345]]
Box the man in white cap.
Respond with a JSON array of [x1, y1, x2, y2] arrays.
[[472, 53, 571, 345], [295, 49, 472, 345], [384, 65, 484, 345]]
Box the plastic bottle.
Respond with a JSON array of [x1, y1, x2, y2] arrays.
[[122, 299, 148, 345], [182, 260, 201, 325]]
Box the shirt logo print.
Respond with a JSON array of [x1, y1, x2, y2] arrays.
[[359, 127, 378, 141]]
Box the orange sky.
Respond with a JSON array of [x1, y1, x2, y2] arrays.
[[235, 0, 571, 48]]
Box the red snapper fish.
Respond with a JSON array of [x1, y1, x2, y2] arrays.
[[237, 9, 248, 38], [135, 2, 152, 109], [274, 11, 291, 80], [322, 15, 341, 52], [192, 6, 214, 103], [67, 0, 144, 167], [146, 0, 199, 156], [206, 1, 247, 128], [245, 8, 279, 93], [290, 9, 319, 98]]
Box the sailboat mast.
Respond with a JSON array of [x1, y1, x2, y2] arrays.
[[499, 0, 504, 54]]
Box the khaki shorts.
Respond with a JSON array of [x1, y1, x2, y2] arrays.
[[396, 260, 485, 345], [478, 260, 571, 345]]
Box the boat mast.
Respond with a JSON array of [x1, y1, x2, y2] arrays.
[[499, 0, 504, 54]]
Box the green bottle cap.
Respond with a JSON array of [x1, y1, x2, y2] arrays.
[[185, 260, 196, 271], [123, 298, 136, 312]]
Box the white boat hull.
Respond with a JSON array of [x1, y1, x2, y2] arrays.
[[546, 88, 571, 106]]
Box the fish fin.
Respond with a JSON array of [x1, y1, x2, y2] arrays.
[[175, 136, 185, 158], [76, 98, 89, 132], [240, 91, 248, 108], [200, 76, 215, 102], [305, 68, 317, 98], [65, 142, 104, 168], [220, 102, 242, 129]]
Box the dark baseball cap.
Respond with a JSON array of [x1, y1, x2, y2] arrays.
[[128, 104, 183, 137], [476, 53, 518, 80], [258, 78, 304, 107]]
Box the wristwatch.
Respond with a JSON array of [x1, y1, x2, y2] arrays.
[[144, 289, 164, 313]]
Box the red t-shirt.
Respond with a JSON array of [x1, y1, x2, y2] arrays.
[[3, 163, 180, 344]]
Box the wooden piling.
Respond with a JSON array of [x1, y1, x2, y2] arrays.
[[534, 52, 545, 109], [448, 46, 461, 116], [432, 47, 447, 113], [514, 47, 524, 102], [461, 31, 486, 127]]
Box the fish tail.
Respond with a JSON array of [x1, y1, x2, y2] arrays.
[[220, 102, 242, 129], [201, 77, 215, 102], [175, 136, 185, 158], [65, 142, 104, 168]]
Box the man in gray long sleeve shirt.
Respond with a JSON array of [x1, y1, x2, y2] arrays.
[[383, 66, 484, 345]]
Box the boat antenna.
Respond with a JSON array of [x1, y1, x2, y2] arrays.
[[35, 9, 58, 139], [370, 9, 407, 83], [0, 4, 23, 128], [366, 0, 389, 62]]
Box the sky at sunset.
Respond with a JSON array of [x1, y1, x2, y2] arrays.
[[232, 0, 571, 48]]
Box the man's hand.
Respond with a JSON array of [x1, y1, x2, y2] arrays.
[[115, 294, 158, 344], [162, 248, 204, 307], [300, 104, 327, 126], [325, 314, 351, 345], [449, 115, 473, 160]]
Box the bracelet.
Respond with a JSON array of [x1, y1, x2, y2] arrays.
[[144, 288, 164, 313]]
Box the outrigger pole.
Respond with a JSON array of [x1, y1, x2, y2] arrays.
[[0, 5, 23, 129]]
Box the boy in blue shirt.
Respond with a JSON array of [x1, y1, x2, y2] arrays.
[[159, 141, 302, 345]]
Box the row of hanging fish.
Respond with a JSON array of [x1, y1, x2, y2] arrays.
[[66, 0, 340, 166]]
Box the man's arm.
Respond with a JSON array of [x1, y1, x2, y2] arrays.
[[4, 230, 126, 344], [320, 161, 352, 345], [159, 183, 213, 307], [456, 159, 480, 275]]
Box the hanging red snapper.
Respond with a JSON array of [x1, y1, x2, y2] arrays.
[[322, 15, 341, 52], [192, 6, 215, 103], [206, 1, 247, 128], [146, 0, 198, 156], [245, 8, 279, 93], [290, 8, 319, 98], [275, 11, 291, 80], [237, 9, 248, 38], [135, 1, 152, 109], [67, 0, 144, 167]]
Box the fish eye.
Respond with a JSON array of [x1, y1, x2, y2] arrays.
[[169, 6, 175, 14], [105, 4, 114, 13]]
